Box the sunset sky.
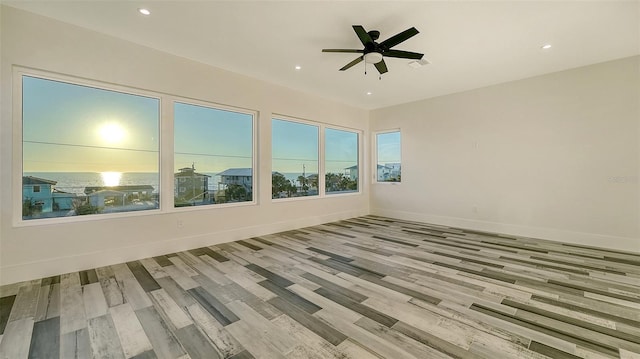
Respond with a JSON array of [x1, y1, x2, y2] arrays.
[[23, 75, 365, 176], [22, 76, 159, 173]]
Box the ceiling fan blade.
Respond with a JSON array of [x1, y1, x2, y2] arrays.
[[352, 25, 373, 46], [322, 49, 364, 53], [340, 56, 364, 71], [383, 50, 424, 60], [374, 59, 388, 74], [379, 27, 419, 49]]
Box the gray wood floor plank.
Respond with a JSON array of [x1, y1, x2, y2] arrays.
[[83, 282, 109, 319], [127, 261, 161, 293], [0, 295, 16, 335], [225, 318, 286, 359], [28, 316, 59, 359], [148, 289, 193, 330], [135, 306, 188, 359], [79, 269, 99, 286], [87, 314, 125, 359], [8, 280, 40, 322], [354, 317, 455, 359], [267, 297, 347, 346], [314, 287, 398, 327], [60, 328, 91, 359], [187, 287, 239, 326], [185, 302, 245, 358], [258, 280, 322, 314], [112, 264, 153, 310], [110, 303, 154, 358], [245, 264, 294, 287], [226, 300, 297, 353], [0, 318, 34, 359], [59, 273, 86, 335], [175, 324, 220, 359]]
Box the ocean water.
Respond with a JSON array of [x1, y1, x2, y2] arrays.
[[23, 171, 317, 195]]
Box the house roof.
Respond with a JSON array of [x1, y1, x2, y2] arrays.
[[218, 168, 252, 177], [174, 171, 210, 178], [23, 176, 57, 185]]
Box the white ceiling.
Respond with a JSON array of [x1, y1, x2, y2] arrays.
[[4, 1, 639, 110]]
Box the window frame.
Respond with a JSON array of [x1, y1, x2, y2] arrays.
[[171, 98, 258, 211], [324, 125, 361, 196], [13, 68, 163, 226], [271, 115, 321, 202], [373, 129, 402, 184], [271, 115, 363, 202]]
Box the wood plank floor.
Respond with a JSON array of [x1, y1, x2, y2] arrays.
[[1, 215, 639, 359]]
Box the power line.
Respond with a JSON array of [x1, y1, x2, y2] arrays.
[[24, 140, 157, 153]]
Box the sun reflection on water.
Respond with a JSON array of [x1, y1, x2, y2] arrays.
[[101, 172, 122, 186]]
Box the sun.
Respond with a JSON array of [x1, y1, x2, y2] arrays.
[[99, 122, 126, 144]]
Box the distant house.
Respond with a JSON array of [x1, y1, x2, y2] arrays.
[[23, 176, 57, 213], [85, 185, 155, 207], [385, 162, 401, 180], [52, 190, 75, 211], [86, 189, 126, 208], [23, 176, 76, 215], [344, 165, 358, 181], [174, 165, 211, 204], [218, 168, 252, 192], [377, 164, 394, 181], [345, 164, 396, 181]]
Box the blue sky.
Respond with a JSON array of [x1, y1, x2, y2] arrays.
[[325, 128, 358, 174], [377, 131, 401, 164], [22, 76, 159, 172], [174, 102, 253, 173], [272, 119, 319, 174]]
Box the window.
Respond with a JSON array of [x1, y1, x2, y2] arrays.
[[22, 75, 160, 220], [174, 102, 254, 207], [376, 131, 401, 182], [272, 118, 319, 199], [33, 185, 40, 193], [325, 128, 358, 194]]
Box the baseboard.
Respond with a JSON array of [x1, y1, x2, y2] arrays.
[[0, 208, 367, 285], [371, 208, 640, 254]]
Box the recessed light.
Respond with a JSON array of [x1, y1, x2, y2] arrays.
[[138, 8, 151, 15], [295, 65, 301, 70], [541, 44, 552, 50], [366, 92, 372, 96]]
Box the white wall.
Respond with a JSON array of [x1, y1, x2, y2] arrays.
[[371, 56, 640, 253], [0, 6, 370, 285]]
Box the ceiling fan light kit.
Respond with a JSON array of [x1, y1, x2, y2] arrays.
[[322, 25, 424, 75]]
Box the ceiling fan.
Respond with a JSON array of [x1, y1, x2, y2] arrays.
[[322, 25, 424, 75]]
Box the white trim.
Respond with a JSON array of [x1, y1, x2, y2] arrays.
[[271, 116, 321, 201], [0, 208, 369, 285], [371, 207, 640, 254], [14, 68, 163, 227], [373, 128, 402, 184], [324, 126, 361, 196], [171, 98, 258, 209]]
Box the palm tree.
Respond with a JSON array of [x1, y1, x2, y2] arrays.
[[272, 172, 289, 198]]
